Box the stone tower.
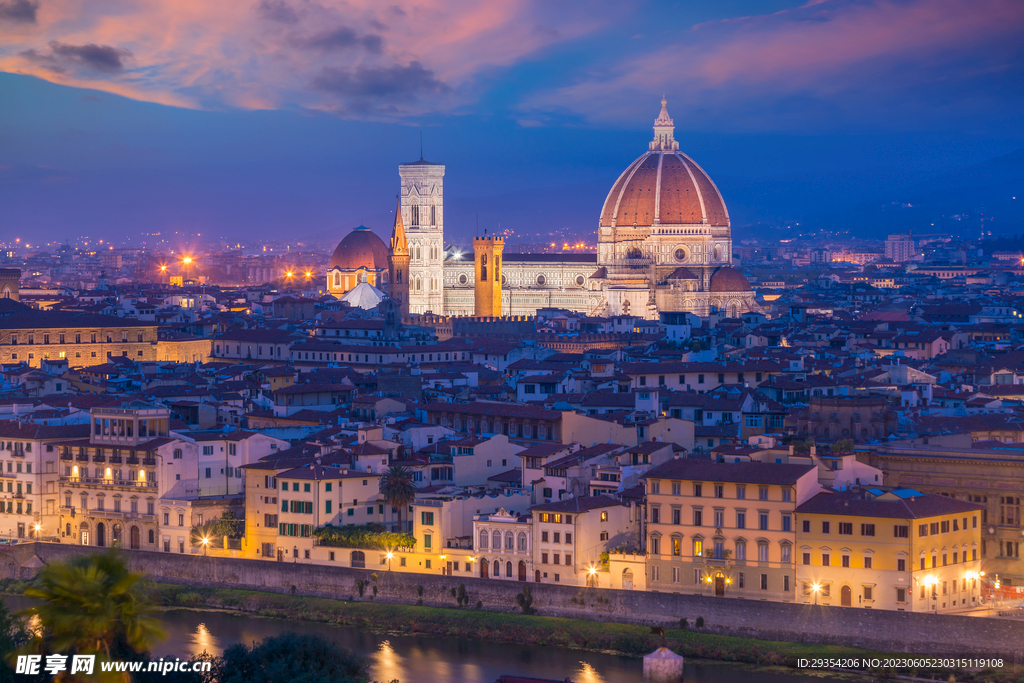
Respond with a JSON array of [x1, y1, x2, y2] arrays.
[[473, 235, 503, 317], [0, 269, 20, 302], [388, 198, 411, 318], [399, 153, 445, 314]]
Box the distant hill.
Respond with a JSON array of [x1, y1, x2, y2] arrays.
[[780, 147, 1024, 239]]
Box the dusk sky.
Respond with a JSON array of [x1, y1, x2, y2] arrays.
[[1, 0, 1023, 249]]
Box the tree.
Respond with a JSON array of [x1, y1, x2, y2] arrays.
[[214, 632, 368, 683], [378, 465, 416, 533], [23, 550, 164, 678], [0, 599, 36, 683]]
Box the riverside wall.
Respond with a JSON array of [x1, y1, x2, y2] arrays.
[[4, 542, 1024, 658]]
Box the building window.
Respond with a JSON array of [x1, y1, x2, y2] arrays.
[[760, 574, 768, 590]]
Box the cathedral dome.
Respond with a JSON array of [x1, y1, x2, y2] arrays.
[[329, 226, 390, 271], [710, 267, 752, 292], [600, 99, 729, 229]]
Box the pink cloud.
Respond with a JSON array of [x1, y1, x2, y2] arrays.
[[523, 0, 1024, 129], [0, 0, 610, 116]]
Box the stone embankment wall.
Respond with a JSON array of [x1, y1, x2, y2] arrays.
[[4, 542, 1024, 657]]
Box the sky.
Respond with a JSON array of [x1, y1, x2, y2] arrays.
[[1, 0, 1023, 249]]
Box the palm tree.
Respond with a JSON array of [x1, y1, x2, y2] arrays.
[[23, 550, 164, 678], [379, 465, 416, 533]]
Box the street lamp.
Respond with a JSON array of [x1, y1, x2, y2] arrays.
[[812, 582, 821, 605], [386, 551, 394, 571], [33, 524, 41, 540], [304, 271, 312, 278], [201, 536, 209, 556], [924, 575, 938, 611], [587, 565, 598, 588]]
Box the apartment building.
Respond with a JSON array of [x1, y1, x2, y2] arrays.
[[528, 495, 634, 586], [643, 459, 819, 601], [0, 422, 90, 541], [161, 429, 290, 499], [242, 463, 384, 561], [864, 441, 1024, 586], [56, 403, 174, 550], [795, 489, 984, 611]]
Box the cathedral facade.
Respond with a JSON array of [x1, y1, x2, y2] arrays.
[[330, 100, 759, 320]]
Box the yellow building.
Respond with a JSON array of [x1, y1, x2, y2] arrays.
[[156, 330, 212, 364], [241, 462, 385, 561], [643, 459, 820, 601], [795, 489, 984, 611], [473, 236, 503, 317], [0, 311, 158, 368]]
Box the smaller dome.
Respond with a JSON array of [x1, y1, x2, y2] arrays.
[[340, 281, 385, 309], [329, 226, 390, 271], [710, 267, 752, 292]]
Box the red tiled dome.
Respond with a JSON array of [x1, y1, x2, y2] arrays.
[[600, 152, 729, 228], [329, 226, 390, 271], [710, 267, 752, 292]]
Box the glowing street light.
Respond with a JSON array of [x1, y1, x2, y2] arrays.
[[304, 271, 312, 278], [182, 256, 193, 265], [33, 524, 41, 539], [812, 582, 821, 605], [386, 550, 394, 571], [286, 271, 293, 278], [201, 536, 209, 556]]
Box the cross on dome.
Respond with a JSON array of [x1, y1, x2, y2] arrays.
[[650, 97, 679, 152]]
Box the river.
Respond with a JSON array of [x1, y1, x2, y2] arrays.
[[4, 595, 839, 683]]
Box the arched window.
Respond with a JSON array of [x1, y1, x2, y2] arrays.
[[479, 530, 489, 549], [492, 530, 501, 550], [505, 532, 514, 550], [492, 559, 499, 577], [506, 561, 513, 577], [517, 533, 527, 551], [148, 529, 155, 544], [481, 266, 487, 281]]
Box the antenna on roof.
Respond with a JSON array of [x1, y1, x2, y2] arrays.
[[420, 130, 424, 160]]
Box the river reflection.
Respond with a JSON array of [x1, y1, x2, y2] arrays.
[[4, 595, 840, 683]]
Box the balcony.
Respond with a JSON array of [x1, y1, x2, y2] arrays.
[[58, 476, 158, 489], [126, 457, 139, 465], [142, 457, 157, 467], [109, 455, 122, 464], [60, 452, 73, 461], [92, 454, 106, 463], [85, 508, 156, 521], [76, 453, 89, 463], [703, 557, 730, 567]]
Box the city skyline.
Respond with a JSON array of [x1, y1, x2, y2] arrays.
[[1, 0, 1023, 246]]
